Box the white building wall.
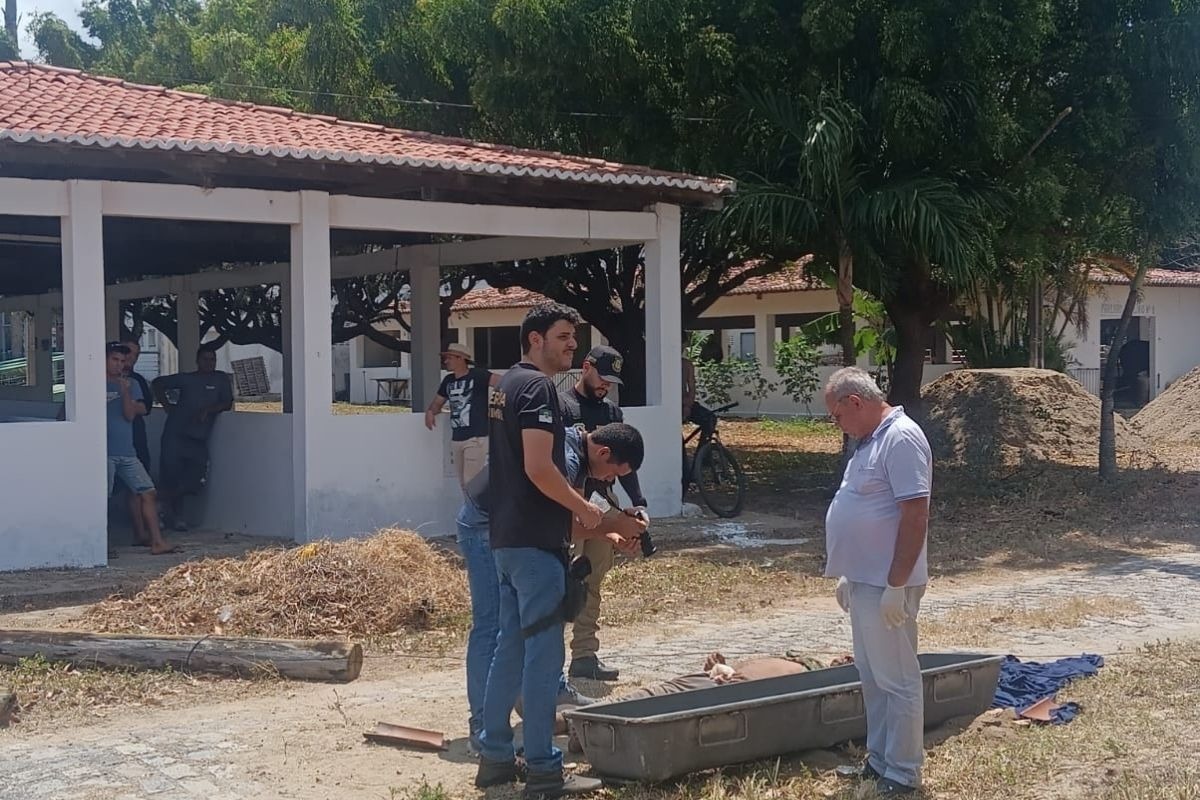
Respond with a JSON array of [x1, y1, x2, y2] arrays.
[[1069, 284, 1200, 397]]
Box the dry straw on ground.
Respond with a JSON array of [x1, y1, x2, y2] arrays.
[[922, 368, 1146, 469], [84, 529, 469, 638], [1135, 365, 1200, 446]]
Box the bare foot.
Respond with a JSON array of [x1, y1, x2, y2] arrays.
[[703, 651, 726, 671], [151, 540, 180, 555]]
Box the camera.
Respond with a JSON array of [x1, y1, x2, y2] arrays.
[[632, 509, 657, 557]]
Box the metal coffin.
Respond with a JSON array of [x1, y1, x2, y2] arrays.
[[564, 652, 1003, 783]]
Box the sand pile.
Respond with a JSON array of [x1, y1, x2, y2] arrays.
[[85, 529, 469, 638], [1134, 366, 1200, 445], [921, 368, 1145, 469]]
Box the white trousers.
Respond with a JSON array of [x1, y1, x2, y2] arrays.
[[849, 581, 926, 788]]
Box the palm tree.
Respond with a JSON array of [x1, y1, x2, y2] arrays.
[[721, 87, 992, 415]]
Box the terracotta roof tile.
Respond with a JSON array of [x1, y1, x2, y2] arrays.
[[0, 62, 732, 197], [1088, 267, 1200, 287]]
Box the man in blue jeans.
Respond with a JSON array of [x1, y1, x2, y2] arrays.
[[458, 423, 647, 756], [474, 303, 638, 800]]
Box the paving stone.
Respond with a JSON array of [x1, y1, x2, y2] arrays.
[[161, 763, 200, 780]]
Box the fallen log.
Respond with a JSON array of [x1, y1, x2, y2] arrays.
[[0, 630, 363, 683]]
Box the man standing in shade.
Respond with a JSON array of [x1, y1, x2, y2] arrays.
[[424, 342, 499, 496], [475, 303, 606, 799], [823, 367, 932, 797], [558, 345, 648, 682], [153, 345, 234, 531]]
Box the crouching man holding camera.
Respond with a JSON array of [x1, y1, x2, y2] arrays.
[[468, 304, 646, 800]]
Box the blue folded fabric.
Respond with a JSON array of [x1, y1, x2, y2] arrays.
[[991, 654, 1104, 724]]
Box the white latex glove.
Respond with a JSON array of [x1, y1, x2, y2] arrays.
[[880, 585, 909, 629], [835, 577, 851, 613]]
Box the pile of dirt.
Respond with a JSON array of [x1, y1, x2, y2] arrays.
[[84, 529, 468, 638], [921, 368, 1145, 469], [1133, 366, 1200, 445]]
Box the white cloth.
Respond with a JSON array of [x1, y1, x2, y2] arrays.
[[825, 406, 932, 587], [849, 581, 926, 788]]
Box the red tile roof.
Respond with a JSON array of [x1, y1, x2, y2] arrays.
[[446, 258, 825, 312], [0, 62, 732, 197], [1088, 267, 1200, 287], [452, 286, 551, 311]]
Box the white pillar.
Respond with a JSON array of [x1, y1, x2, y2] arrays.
[[61, 180, 108, 564], [176, 289, 200, 372], [289, 191, 332, 541], [644, 203, 682, 408], [409, 265, 441, 410], [753, 312, 776, 368]]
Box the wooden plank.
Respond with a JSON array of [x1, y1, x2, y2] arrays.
[[0, 629, 364, 683]]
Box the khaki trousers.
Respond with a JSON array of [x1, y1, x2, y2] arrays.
[[570, 534, 615, 661], [450, 436, 487, 495]]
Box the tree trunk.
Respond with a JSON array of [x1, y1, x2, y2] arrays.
[[598, 315, 647, 406], [0, 629, 363, 682], [836, 239, 855, 367], [1027, 274, 1043, 368], [4, 0, 16, 49], [887, 304, 929, 418], [1099, 261, 1148, 480]]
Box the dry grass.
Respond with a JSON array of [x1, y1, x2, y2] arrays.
[[922, 595, 1144, 647], [717, 417, 1200, 579], [236, 400, 408, 414], [0, 653, 274, 733], [600, 639, 1200, 800], [84, 529, 470, 639], [603, 552, 831, 628]]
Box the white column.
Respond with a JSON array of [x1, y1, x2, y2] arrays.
[[644, 203, 682, 408], [31, 304, 54, 400], [754, 312, 776, 367], [409, 265, 441, 410], [176, 289, 200, 372], [61, 180, 108, 564], [289, 191, 332, 541]]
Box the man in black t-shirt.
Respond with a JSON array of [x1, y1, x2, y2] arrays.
[[475, 303, 606, 800], [558, 345, 648, 682], [424, 342, 499, 496]]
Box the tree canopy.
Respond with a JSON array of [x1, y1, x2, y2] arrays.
[[24, 0, 1200, 410]]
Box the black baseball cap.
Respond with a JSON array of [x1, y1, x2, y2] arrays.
[[584, 345, 624, 385], [106, 341, 130, 355]]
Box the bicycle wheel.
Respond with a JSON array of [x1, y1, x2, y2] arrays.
[[693, 440, 746, 518]]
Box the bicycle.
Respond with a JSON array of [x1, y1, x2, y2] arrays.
[[682, 401, 747, 518]]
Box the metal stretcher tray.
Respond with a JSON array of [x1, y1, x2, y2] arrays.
[[564, 652, 1003, 782]]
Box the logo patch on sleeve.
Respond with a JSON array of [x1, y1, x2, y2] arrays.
[[537, 407, 554, 424]]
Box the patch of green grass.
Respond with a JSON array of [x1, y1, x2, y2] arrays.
[[390, 779, 453, 800], [755, 417, 835, 436]]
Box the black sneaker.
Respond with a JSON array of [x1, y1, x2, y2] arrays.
[[875, 777, 918, 795], [523, 771, 602, 799], [475, 757, 524, 788], [568, 656, 619, 682]]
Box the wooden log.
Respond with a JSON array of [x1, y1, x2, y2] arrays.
[[0, 630, 363, 683]]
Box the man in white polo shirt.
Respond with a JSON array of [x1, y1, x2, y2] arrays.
[[823, 367, 931, 797]]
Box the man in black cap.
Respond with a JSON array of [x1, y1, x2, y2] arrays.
[[558, 345, 649, 682]]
